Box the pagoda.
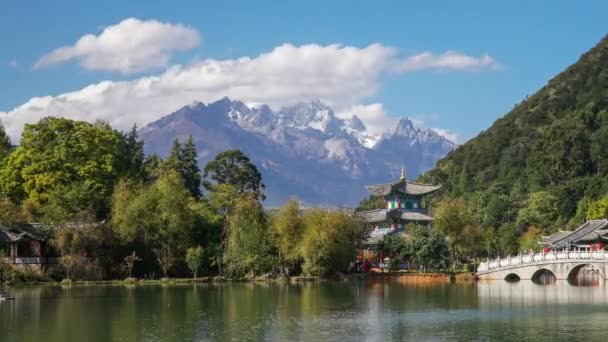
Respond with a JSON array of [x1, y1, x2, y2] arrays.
[[358, 166, 441, 265]]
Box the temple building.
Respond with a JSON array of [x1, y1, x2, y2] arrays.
[[0, 222, 98, 272], [358, 167, 441, 266], [540, 219, 608, 251]]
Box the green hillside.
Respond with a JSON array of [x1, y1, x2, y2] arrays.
[[421, 34, 608, 236]]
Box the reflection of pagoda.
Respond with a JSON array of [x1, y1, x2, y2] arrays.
[[358, 166, 441, 263]]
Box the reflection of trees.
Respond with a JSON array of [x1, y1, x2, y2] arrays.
[[5, 281, 608, 341]]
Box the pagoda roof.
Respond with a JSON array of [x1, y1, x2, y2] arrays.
[[359, 208, 434, 223], [0, 221, 103, 243], [366, 179, 441, 197], [539, 219, 608, 248]]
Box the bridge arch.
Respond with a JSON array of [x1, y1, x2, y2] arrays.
[[567, 264, 604, 286], [531, 268, 556, 285], [504, 273, 520, 282]]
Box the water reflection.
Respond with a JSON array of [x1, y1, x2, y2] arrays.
[[568, 264, 603, 286], [531, 269, 557, 285], [2, 281, 608, 341], [477, 280, 608, 305]]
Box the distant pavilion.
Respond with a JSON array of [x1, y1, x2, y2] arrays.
[[358, 167, 441, 266]]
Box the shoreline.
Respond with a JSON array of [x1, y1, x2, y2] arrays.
[[3, 272, 475, 287]]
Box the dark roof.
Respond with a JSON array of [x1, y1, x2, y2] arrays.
[[0, 225, 21, 243], [540, 220, 608, 248], [359, 209, 434, 223], [0, 221, 103, 243], [359, 209, 388, 223], [366, 179, 441, 197], [399, 211, 434, 221]]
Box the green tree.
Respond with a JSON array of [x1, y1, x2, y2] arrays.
[[271, 199, 304, 275], [433, 197, 478, 268], [407, 225, 450, 272], [186, 246, 205, 279], [181, 136, 202, 199], [300, 210, 365, 276], [586, 195, 608, 219], [0, 118, 125, 217], [122, 124, 146, 181], [111, 171, 197, 252], [0, 120, 12, 160], [223, 194, 273, 277], [516, 191, 560, 232], [519, 226, 541, 252], [164, 137, 202, 198], [497, 223, 520, 255], [203, 150, 265, 201]]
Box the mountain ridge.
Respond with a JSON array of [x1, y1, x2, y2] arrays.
[[140, 97, 456, 206]]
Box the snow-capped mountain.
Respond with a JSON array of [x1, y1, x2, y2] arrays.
[[140, 97, 456, 206]]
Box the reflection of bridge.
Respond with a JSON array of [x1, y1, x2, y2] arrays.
[[476, 251, 608, 283]]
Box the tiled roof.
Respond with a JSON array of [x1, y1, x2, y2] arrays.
[[0, 221, 103, 243], [359, 209, 388, 223], [366, 179, 441, 197], [540, 220, 608, 248], [399, 211, 434, 221]]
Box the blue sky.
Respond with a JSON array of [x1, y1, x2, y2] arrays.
[[1, 0, 606, 142]]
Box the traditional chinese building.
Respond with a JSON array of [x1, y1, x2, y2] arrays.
[[540, 219, 608, 251], [358, 167, 441, 266], [0, 222, 99, 271]]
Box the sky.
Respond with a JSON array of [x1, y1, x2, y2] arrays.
[[0, 0, 606, 143]]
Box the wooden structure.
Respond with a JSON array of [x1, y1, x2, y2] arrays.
[[358, 167, 441, 267]]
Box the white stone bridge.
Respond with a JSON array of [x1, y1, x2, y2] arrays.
[[476, 250, 608, 283]]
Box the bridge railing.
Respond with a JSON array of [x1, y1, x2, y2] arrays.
[[477, 250, 608, 272]]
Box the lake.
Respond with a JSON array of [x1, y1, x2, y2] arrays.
[[2, 280, 608, 341]]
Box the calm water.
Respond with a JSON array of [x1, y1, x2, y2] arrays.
[[2, 280, 608, 341]]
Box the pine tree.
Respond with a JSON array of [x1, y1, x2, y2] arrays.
[[0, 120, 12, 159], [164, 137, 201, 198], [123, 124, 145, 180], [181, 136, 202, 198]]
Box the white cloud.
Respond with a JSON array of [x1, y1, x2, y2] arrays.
[[3, 43, 395, 141], [336, 103, 397, 134], [34, 18, 201, 74], [396, 51, 499, 72], [8, 59, 17, 68]]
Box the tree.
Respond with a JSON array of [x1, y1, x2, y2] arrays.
[[271, 199, 304, 275], [164, 137, 202, 198], [122, 124, 146, 181], [0, 118, 125, 216], [59, 255, 82, 281], [433, 197, 478, 269], [111, 172, 197, 252], [407, 225, 450, 272], [498, 223, 520, 255], [0, 197, 21, 224], [203, 150, 265, 201], [586, 195, 608, 219], [0, 120, 12, 160], [186, 246, 205, 279], [300, 210, 365, 276], [223, 194, 273, 277], [121, 251, 141, 279], [155, 246, 176, 279], [519, 226, 541, 252], [516, 191, 560, 233], [181, 136, 202, 199]]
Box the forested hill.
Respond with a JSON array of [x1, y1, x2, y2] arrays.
[[421, 34, 608, 233]]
